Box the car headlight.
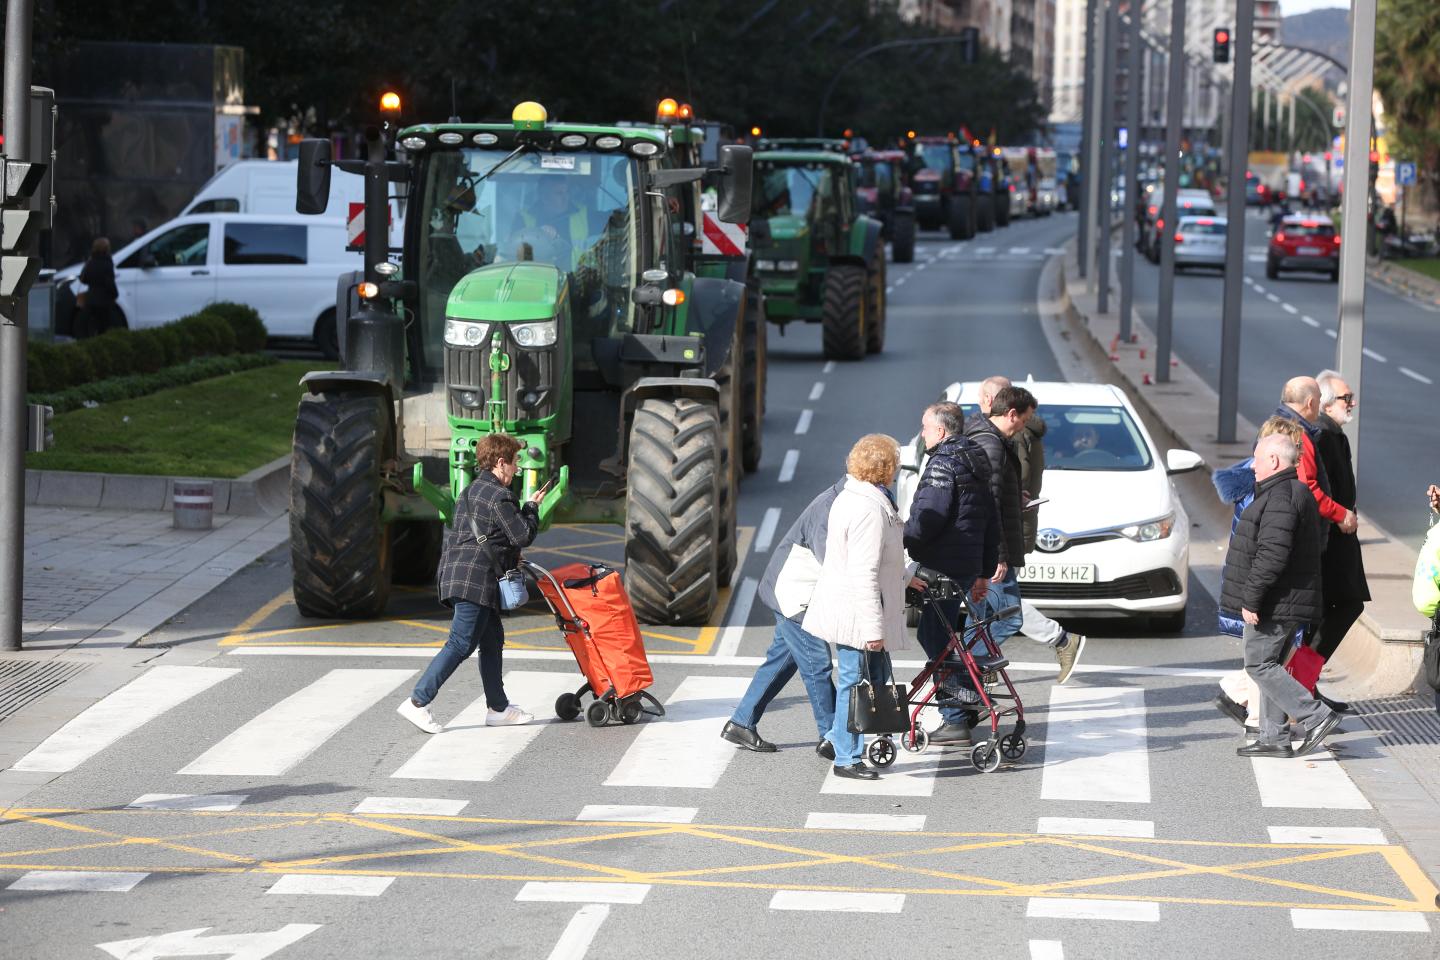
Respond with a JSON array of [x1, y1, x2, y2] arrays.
[[777, 259, 800, 272], [1120, 513, 1175, 541], [756, 259, 776, 271], [510, 319, 557, 348], [445, 319, 489, 347]]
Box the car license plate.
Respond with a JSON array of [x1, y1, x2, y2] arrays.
[[1297, 246, 1322, 255], [1019, 563, 1096, 584]]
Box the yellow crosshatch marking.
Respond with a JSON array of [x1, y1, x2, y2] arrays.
[[1, 808, 1434, 914]]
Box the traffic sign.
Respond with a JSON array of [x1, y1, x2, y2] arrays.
[[1332, 106, 1345, 128], [1398, 161, 1417, 187]]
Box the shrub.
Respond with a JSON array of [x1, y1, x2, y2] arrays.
[[177, 312, 236, 357], [124, 329, 168, 375], [155, 324, 190, 366], [203, 302, 268, 353], [29, 353, 278, 413], [77, 337, 118, 381], [27, 341, 58, 393], [53, 344, 95, 389]]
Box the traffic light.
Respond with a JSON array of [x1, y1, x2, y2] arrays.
[[0, 156, 45, 307], [25, 404, 53, 453], [960, 26, 980, 64], [1212, 27, 1230, 64]]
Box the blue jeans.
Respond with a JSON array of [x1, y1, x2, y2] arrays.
[[973, 568, 1024, 647], [730, 613, 837, 739], [413, 600, 508, 711], [916, 595, 970, 726], [829, 647, 887, 767]]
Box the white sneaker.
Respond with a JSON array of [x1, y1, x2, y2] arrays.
[[397, 698, 442, 734], [486, 704, 534, 726]]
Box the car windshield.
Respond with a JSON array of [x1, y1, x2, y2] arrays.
[[1041, 405, 1153, 472], [1179, 220, 1226, 235], [919, 144, 953, 173], [416, 147, 639, 376], [755, 161, 834, 219], [1282, 222, 1335, 237]]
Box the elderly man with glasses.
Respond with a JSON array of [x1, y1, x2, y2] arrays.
[[1313, 370, 1369, 663]]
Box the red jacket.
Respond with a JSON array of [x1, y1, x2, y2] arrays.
[[1297, 432, 1347, 525]]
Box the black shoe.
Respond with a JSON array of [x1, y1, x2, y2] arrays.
[[1213, 694, 1248, 728], [833, 763, 878, 780], [1295, 711, 1344, 757], [928, 722, 972, 745], [720, 721, 777, 753], [1237, 741, 1293, 758], [815, 739, 835, 761], [1315, 689, 1351, 714]]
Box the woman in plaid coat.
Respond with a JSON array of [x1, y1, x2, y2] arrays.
[[398, 434, 542, 733]]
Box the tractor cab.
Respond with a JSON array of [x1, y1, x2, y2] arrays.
[[851, 149, 915, 263], [908, 136, 975, 239]]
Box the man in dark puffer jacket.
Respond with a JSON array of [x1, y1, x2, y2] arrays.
[[1220, 434, 1342, 758]]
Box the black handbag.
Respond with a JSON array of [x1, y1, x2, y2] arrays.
[[1423, 612, 1440, 692], [847, 650, 910, 734]]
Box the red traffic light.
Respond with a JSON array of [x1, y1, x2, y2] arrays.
[[1215, 29, 1229, 44]]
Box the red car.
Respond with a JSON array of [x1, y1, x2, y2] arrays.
[[1266, 214, 1340, 282]]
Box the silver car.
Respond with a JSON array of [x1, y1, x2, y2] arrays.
[[1173, 215, 1227, 271]]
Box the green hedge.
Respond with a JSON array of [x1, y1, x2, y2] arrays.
[[28, 302, 268, 393], [29, 353, 279, 414]]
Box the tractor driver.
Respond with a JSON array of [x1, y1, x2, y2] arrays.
[[506, 175, 592, 271]]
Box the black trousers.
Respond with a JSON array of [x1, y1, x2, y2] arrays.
[[1316, 598, 1364, 662]]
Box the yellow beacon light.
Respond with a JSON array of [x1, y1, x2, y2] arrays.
[[657, 98, 679, 123], [379, 91, 401, 113], [751, 126, 762, 138], [677, 103, 694, 121], [512, 101, 548, 131], [906, 130, 916, 139]]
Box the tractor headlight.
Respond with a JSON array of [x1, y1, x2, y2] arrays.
[[445, 319, 489, 347], [458, 390, 482, 408], [1119, 513, 1175, 542], [777, 259, 800, 272], [510, 319, 558, 348], [756, 259, 777, 271]]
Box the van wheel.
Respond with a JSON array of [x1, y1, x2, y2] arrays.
[[315, 309, 340, 362]]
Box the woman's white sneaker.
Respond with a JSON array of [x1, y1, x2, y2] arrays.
[[486, 705, 534, 726], [397, 698, 443, 734]]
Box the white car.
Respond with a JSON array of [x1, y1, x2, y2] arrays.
[[1174, 215, 1228, 271], [897, 381, 1204, 631]]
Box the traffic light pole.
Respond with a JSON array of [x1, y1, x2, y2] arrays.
[[1217, 0, 1255, 444], [0, 0, 34, 651], [1085, 1, 1108, 293], [1077, 0, 1098, 280], [1154, 0, 1185, 383], [1118, 0, 1143, 342], [1096, 0, 1117, 313]]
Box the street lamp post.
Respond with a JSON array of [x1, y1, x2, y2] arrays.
[[1119, 1, 1143, 343], [1218, 0, 1256, 444], [1154, 0, 1185, 383], [1097, 0, 1118, 312]]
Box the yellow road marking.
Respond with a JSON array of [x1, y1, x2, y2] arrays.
[[219, 588, 292, 645]]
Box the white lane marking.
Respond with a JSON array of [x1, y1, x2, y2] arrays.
[[1400, 366, 1434, 385], [770, 890, 906, 913], [128, 794, 246, 812], [97, 924, 321, 960], [1244, 276, 1256, 286], [778, 449, 800, 483], [577, 805, 698, 823], [795, 409, 813, 435], [1030, 941, 1065, 960], [1248, 254, 1268, 262], [1265, 293, 1282, 303], [1036, 817, 1154, 838], [1041, 686, 1151, 803], [180, 669, 413, 776], [604, 676, 752, 788], [1251, 282, 1265, 293], [916, 262, 928, 271], [1326, 328, 1338, 339], [1281, 303, 1298, 314], [886, 285, 894, 293], [975, 247, 996, 256], [1010, 247, 1031, 254], [8, 870, 147, 892], [808, 382, 825, 401], [1267, 826, 1387, 845], [1027, 898, 1159, 922], [1045, 247, 1066, 255], [1362, 347, 1387, 362], [267, 875, 394, 896], [546, 905, 611, 960], [517, 882, 651, 905], [805, 812, 926, 831], [716, 578, 759, 658], [12, 666, 239, 773], [1290, 909, 1429, 932], [353, 797, 468, 816], [821, 743, 949, 798], [823, 361, 836, 374], [1251, 755, 1370, 809], [391, 671, 578, 782], [754, 508, 782, 553], [1301, 314, 1320, 327]]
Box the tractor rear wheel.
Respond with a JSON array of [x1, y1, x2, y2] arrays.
[[624, 397, 721, 625], [954, 196, 975, 240], [892, 213, 916, 263], [821, 265, 867, 361], [866, 257, 886, 355], [391, 520, 444, 586], [741, 284, 767, 473], [977, 200, 995, 233], [996, 195, 1012, 227], [290, 392, 393, 619]]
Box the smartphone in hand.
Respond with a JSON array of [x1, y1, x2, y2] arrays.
[[1024, 497, 1049, 511]]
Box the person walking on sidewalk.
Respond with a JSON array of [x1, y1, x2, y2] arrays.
[[1221, 433, 1342, 759], [721, 476, 845, 758], [903, 401, 999, 746], [804, 435, 913, 781], [398, 434, 543, 733], [1313, 370, 1369, 662]]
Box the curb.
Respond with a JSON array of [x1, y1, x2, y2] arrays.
[[25, 454, 290, 517], [1367, 259, 1440, 307]]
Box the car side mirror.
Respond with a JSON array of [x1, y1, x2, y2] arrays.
[[716, 144, 752, 225], [296, 138, 333, 215], [1165, 449, 1204, 475], [139, 253, 158, 269]]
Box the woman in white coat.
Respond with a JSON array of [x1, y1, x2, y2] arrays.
[[803, 434, 911, 780]]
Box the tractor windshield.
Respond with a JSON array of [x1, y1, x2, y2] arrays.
[[957, 152, 977, 174], [755, 162, 835, 220], [415, 147, 639, 376], [919, 144, 953, 174]]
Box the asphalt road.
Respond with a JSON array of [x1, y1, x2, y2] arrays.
[[1124, 210, 1440, 548], [2, 213, 1435, 959]]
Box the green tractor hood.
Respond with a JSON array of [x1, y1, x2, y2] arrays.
[[756, 214, 809, 245], [447, 262, 565, 322]]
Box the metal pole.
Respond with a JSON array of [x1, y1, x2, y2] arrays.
[[1218, 0, 1255, 443], [1097, 0, 1118, 312], [1079, 0, 1100, 283], [1088, 4, 1109, 293], [1119, 0, 1142, 341], [0, 0, 34, 652], [1336, 0, 1376, 482], [1154, 0, 1185, 383]]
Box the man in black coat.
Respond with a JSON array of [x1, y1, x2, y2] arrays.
[[1314, 370, 1369, 661], [1220, 434, 1342, 758]]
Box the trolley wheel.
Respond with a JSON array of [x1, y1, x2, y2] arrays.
[[902, 727, 929, 754], [867, 737, 897, 768], [999, 733, 1027, 761], [585, 700, 610, 727], [555, 692, 582, 722], [619, 699, 643, 725], [970, 741, 1001, 773]]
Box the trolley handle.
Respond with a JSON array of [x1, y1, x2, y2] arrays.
[[519, 559, 583, 625]]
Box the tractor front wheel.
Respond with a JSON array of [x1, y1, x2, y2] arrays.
[[892, 213, 916, 262], [624, 397, 721, 626], [821, 265, 868, 361], [289, 392, 393, 619]]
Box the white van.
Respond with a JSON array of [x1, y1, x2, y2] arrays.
[[55, 213, 360, 358], [183, 160, 362, 217]]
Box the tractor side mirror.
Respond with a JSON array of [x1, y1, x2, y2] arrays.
[[716, 144, 752, 225], [296, 139, 333, 215]]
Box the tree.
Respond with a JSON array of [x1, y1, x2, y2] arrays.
[[1375, 0, 1440, 209]]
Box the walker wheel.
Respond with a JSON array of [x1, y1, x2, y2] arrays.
[[902, 727, 929, 754], [619, 699, 643, 725], [585, 700, 609, 727], [999, 733, 1027, 761], [867, 737, 897, 768], [970, 741, 1001, 773], [555, 692, 582, 722]]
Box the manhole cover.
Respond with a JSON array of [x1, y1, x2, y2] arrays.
[[0, 659, 91, 723], [1353, 694, 1440, 800]]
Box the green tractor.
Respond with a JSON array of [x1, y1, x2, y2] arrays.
[[288, 100, 754, 625], [749, 138, 887, 361]]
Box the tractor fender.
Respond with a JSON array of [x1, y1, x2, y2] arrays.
[[686, 276, 745, 378], [301, 371, 397, 409], [616, 376, 721, 466], [847, 216, 884, 267]]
